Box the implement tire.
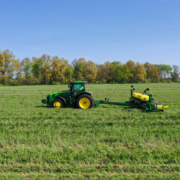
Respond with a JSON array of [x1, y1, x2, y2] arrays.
[[76, 94, 94, 109], [52, 99, 64, 108]]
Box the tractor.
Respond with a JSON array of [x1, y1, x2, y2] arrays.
[[41, 81, 94, 109]]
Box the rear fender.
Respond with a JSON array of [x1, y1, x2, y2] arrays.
[[76, 92, 92, 100]]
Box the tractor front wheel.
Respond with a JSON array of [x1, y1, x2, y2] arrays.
[[77, 94, 94, 109], [53, 99, 64, 108]]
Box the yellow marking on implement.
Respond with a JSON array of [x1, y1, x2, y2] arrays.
[[163, 105, 168, 109]]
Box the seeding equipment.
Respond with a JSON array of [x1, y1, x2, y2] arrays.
[[95, 85, 168, 112], [42, 81, 168, 112]]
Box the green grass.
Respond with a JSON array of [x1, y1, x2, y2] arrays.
[[0, 83, 180, 179]]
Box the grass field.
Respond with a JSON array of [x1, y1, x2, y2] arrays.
[[0, 83, 180, 179]]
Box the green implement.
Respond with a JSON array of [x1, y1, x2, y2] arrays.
[[95, 85, 168, 112]]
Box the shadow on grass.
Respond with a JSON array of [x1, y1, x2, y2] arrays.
[[98, 105, 141, 109], [122, 107, 141, 110], [35, 106, 79, 109], [98, 106, 149, 112], [35, 106, 148, 112], [35, 106, 52, 108]]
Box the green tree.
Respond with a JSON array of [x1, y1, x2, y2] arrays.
[[113, 64, 123, 83], [41, 54, 53, 83], [72, 58, 85, 80], [155, 64, 172, 80], [121, 65, 131, 83], [51, 56, 68, 82], [32, 58, 44, 79], [171, 65, 179, 82], [126, 60, 135, 82], [112, 62, 131, 83], [82, 60, 97, 83], [23, 62, 33, 77], [97, 61, 113, 82], [134, 63, 146, 82], [64, 66, 73, 82], [144, 62, 160, 82], [0, 49, 20, 78]]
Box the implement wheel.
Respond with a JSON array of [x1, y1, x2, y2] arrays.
[[77, 94, 94, 109], [53, 99, 64, 108]]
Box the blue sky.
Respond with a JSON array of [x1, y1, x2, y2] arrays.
[[0, 0, 180, 65]]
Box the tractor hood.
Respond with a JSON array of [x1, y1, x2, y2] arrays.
[[47, 90, 71, 96], [47, 90, 91, 96]]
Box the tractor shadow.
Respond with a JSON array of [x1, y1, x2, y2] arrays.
[[35, 106, 52, 108], [121, 107, 142, 112], [35, 106, 79, 109], [98, 105, 144, 112]]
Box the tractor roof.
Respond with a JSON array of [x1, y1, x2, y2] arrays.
[[70, 81, 87, 84]]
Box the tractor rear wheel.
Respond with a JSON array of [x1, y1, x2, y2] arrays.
[[77, 94, 94, 109], [53, 99, 64, 108]]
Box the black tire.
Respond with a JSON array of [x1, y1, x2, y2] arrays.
[[76, 94, 94, 109], [52, 99, 64, 108]]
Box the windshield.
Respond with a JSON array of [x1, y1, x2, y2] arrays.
[[72, 84, 85, 91]]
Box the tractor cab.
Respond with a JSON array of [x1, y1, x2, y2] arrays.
[[69, 81, 86, 92], [69, 81, 87, 97]]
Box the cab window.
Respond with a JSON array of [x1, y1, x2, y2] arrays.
[[72, 84, 84, 91]]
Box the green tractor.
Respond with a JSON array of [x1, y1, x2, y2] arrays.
[[41, 81, 94, 109]]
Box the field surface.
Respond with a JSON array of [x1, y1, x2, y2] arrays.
[[0, 83, 180, 179]]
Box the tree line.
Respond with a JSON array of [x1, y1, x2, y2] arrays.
[[0, 49, 179, 85]]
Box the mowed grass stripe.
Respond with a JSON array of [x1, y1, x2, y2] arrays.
[[0, 172, 180, 180]]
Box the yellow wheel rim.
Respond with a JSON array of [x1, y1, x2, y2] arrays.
[[79, 97, 91, 109], [54, 101, 61, 108]]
